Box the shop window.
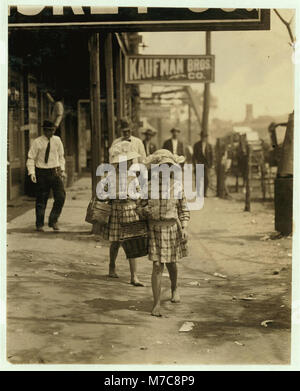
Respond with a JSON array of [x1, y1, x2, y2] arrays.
[[8, 73, 22, 161], [11, 167, 21, 186]]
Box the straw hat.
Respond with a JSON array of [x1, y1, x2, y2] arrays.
[[142, 128, 156, 136], [144, 149, 185, 168], [109, 140, 140, 164]]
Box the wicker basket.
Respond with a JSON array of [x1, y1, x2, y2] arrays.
[[121, 235, 149, 258], [119, 221, 148, 239], [119, 221, 148, 258]]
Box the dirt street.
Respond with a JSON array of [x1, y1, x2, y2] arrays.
[[6, 177, 292, 365]]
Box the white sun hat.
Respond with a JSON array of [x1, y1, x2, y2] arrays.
[[109, 140, 141, 164], [144, 149, 185, 168]]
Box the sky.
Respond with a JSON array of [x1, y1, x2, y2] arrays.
[[141, 9, 295, 122]]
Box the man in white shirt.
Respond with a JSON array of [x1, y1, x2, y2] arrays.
[[142, 128, 157, 156], [111, 118, 146, 163], [172, 137, 178, 155], [26, 120, 66, 231]]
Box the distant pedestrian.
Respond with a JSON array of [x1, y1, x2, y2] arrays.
[[142, 128, 157, 156], [162, 128, 185, 156], [185, 145, 194, 164], [26, 120, 66, 231], [46, 90, 64, 138], [193, 131, 213, 197], [222, 148, 232, 198], [137, 149, 190, 317], [112, 118, 146, 162]]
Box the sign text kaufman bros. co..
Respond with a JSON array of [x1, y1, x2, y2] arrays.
[[8, 7, 270, 31], [126, 55, 215, 84]]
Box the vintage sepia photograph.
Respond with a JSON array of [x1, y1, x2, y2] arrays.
[[4, 2, 297, 367]]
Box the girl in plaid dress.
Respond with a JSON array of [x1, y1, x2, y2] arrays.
[[139, 149, 190, 317], [99, 140, 145, 287]]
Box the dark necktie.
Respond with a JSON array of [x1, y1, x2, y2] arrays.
[[45, 140, 50, 163]]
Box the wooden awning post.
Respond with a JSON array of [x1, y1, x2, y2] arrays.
[[115, 47, 124, 138], [88, 33, 102, 196], [104, 33, 116, 147]]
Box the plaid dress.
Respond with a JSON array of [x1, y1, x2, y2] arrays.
[[98, 173, 141, 242], [100, 200, 140, 242], [138, 181, 190, 263]]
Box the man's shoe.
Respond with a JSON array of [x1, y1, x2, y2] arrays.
[[36, 226, 44, 232], [49, 222, 60, 231]]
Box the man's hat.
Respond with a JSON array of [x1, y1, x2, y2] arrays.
[[142, 128, 156, 136], [42, 120, 55, 129], [119, 117, 131, 130], [170, 127, 181, 133]]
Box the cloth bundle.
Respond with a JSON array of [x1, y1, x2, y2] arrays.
[[85, 198, 112, 225]]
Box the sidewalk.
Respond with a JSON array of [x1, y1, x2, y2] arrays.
[[7, 196, 35, 223], [6, 176, 292, 365]]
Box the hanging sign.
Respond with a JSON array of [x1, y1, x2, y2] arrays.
[[8, 7, 270, 31], [126, 55, 215, 84]]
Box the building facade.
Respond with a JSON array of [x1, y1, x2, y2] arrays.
[[8, 29, 141, 199]]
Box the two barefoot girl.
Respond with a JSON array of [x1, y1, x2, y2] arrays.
[[100, 141, 190, 317]]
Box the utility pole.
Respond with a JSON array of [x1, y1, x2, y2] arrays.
[[188, 104, 192, 145], [115, 47, 124, 137], [201, 31, 211, 138], [244, 144, 252, 212], [185, 86, 202, 130]]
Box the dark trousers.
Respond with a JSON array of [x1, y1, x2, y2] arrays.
[[195, 164, 209, 197], [204, 167, 209, 197], [35, 168, 66, 228]]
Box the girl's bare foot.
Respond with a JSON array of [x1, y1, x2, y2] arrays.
[[151, 305, 162, 317], [171, 290, 181, 303], [108, 269, 119, 278], [130, 279, 145, 287]]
